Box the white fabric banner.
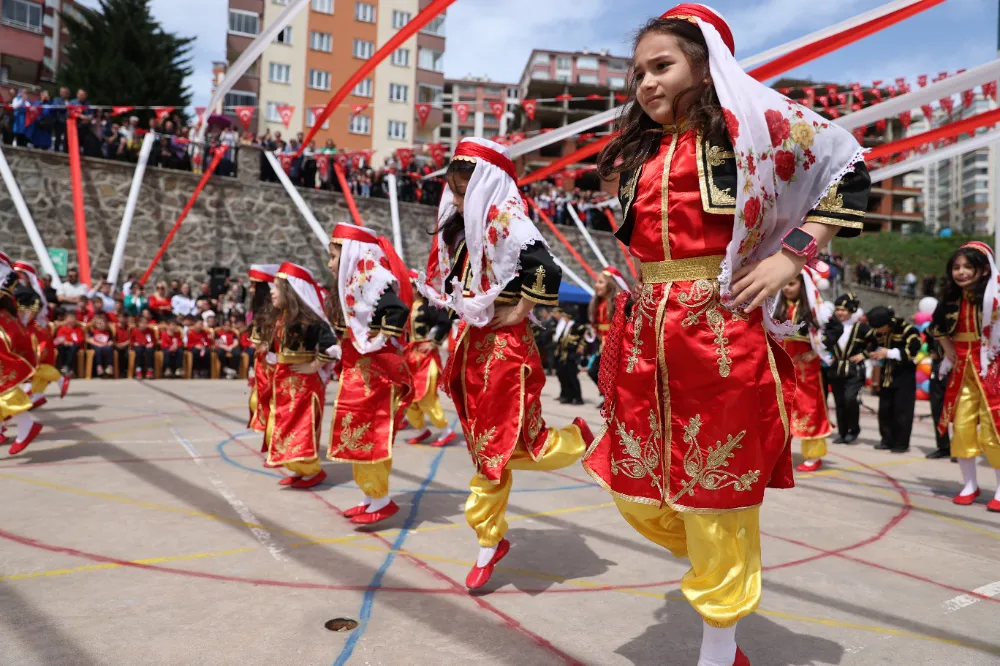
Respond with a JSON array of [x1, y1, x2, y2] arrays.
[[0, 145, 62, 287], [264, 151, 328, 246], [386, 172, 404, 261], [108, 131, 155, 287], [566, 203, 609, 268], [553, 256, 595, 296], [867, 127, 1000, 183]]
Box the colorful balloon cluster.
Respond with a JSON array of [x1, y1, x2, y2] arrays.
[[913, 297, 938, 401]]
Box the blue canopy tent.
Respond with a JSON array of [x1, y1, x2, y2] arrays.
[[558, 281, 592, 304]]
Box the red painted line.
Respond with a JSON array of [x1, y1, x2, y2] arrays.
[[43, 408, 198, 434], [0, 452, 260, 469]]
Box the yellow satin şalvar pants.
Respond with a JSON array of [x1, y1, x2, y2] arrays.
[[30, 364, 61, 396], [614, 498, 761, 629], [405, 363, 448, 430], [0, 387, 33, 421], [951, 361, 1000, 467], [801, 437, 827, 460], [284, 459, 322, 477], [353, 459, 392, 499], [465, 424, 585, 548]]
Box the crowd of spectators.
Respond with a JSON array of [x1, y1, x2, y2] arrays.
[[523, 183, 618, 230], [46, 266, 255, 380]]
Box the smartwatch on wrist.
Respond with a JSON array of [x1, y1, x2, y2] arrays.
[[781, 227, 818, 261]]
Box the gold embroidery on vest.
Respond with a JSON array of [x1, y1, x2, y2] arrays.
[[610, 409, 665, 497], [668, 415, 758, 503], [626, 284, 656, 373], [677, 280, 746, 378]]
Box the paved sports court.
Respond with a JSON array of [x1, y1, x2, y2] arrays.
[[1, 377, 998, 665]]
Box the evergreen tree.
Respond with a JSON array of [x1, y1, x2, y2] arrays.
[[58, 0, 193, 110]]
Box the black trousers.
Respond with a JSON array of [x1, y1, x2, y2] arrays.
[[930, 365, 951, 452], [830, 369, 865, 437], [133, 345, 154, 372], [216, 348, 239, 372], [117, 347, 130, 373], [92, 345, 114, 369], [878, 372, 916, 451], [57, 344, 79, 370], [588, 353, 601, 388], [557, 359, 581, 401], [164, 349, 183, 371], [192, 349, 210, 373]]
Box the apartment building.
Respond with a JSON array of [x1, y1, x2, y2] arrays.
[[440, 76, 519, 153], [225, 0, 446, 161], [1, 0, 78, 93]]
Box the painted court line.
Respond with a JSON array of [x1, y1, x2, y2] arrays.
[[943, 579, 1000, 613], [170, 427, 288, 563]]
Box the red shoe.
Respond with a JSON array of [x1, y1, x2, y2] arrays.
[[407, 429, 432, 445], [796, 459, 822, 472], [60, 376, 70, 398], [290, 469, 327, 489], [734, 646, 751, 666], [145, 370, 155, 379], [343, 503, 369, 518], [987, 499, 1000, 513], [8, 422, 43, 455], [350, 500, 399, 525], [0, 427, 8, 446], [29, 397, 47, 411], [466, 539, 510, 590], [278, 475, 302, 486], [135, 370, 143, 379], [953, 488, 981, 505], [431, 431, 457, 447], [572, 417, 594, 445]]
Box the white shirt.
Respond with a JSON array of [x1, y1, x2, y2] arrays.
[[837, 324, 852, 352], [56, 281, 89, 310], [554, 319, 570, 343], [171, 294, 197, 317], [90, 290, 115, 313]]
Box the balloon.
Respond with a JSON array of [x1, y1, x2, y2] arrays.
[[920, 342, 929, 354], [918, 297, 938, 315], [917, 322, 929, 332], [916, 389, 930, 400], [817, 278, 830, 291], [918, 360, 933, 374], [913, 311, 933, 325], [918, 379, 931, 392], [940, 228, 953, 238], [916, 370, 930, 383]]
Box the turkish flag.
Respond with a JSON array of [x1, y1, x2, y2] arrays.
[[415, 103, 431, 127], [509, 133, 526, 143], [940, 97, 954, 114], [494, 135, 510, 146], [962, 89, 976, 108], [817, 95, 829, 108], [829, 107, 840, 119], [803, 86, 815, 106], [454, 102, 469, 123], [396, 147, 414, 169], [276, 104, 295, 128], [777, 87, 792, 95], [335, 153, 350, 168], [489, 100, 504, 121], [853, 127, 865, 142], [985, 82, 998, 101], [870, 88, 883, 103], [921, 104, 935, 121], [918, 74, 928, 87], [316, 155, 329, 188], [24, 105, 41, 128], [887, 85, 897, 98], [351, 103, 369, 117], [895, 77, 907, 88], [153, 106, 176, 123], [234, 106, 255, 130], [586, 94, 604, 101], [825, 84, 838, 97], [309, 105, 326, 127], [614, 93, 628, 103], [278, 154, 293, 173], [900, 111, 912, 128], [112, 105, 135, 116], [875, 119, 887, 133], [555, 93, 573, 101], [427, 142, 445, 168], [522, 99, 537, 120]]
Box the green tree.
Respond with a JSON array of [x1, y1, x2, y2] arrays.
[[58, 0, 193, 111]]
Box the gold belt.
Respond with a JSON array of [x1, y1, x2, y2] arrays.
[[277, 351, 315, 364], [641, 255, 723, 284], [953, 332, 980, 342]]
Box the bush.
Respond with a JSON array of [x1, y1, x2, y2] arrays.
[[834, 232, 991, 276]]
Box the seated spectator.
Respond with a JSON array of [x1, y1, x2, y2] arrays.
[[149, 281, 173, 321], [115, 315, 132, 374], [56, 266, 89, 312], [159, 318, 184, 378], [214, 314, 241, 379], [186, 315, 212, 379], [55, 310, 86, 375], [238, 320, 254, 367], [90, 280, 115, 314], [87, 314, 114, 377], [77, 295, 96, 324], [108, 299, 125, 325], [130, 315, 157, 379], [124, 283, 149, 316]]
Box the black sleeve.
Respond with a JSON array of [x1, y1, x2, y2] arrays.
[[823, 318, 843, 352], [805, 161, 870, 239], [902, 325, 922, 362], [315, 322, 339, 363], [513, 241, 561, 306], [372, 288, 410, 338], [930, 299, 956, 339], [859, 323, 878, 356]]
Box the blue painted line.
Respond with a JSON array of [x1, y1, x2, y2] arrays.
[[332, 448, 446, 666]]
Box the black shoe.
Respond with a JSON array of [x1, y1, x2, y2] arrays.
[[558, 397, 570, 404], [874, 442, 892, 451], [890, 447, 910, 454], [926, 449, 951, 459], [832, 435, 847, 444], [951, 457, 958, 463], [571, 398, 584, 405], [843, 434, 858, 445]]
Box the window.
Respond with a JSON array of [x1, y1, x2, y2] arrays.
[[353, 78, 373, 97], [310, 31, 332, 52], [265, 102, 282, 123], [349, 115, 371, 135], [418, 48, 444, 72], [275, 26, 292, 45], [273, 0, 288, 4], [484, 86, 503, 98], [389, 83, 409, 103], [388, 120, 407, 141], [392, 10, 411, 28], [531, 71, 550, 81], [507, 87, 519, 100], [577, 74, 599, 85], [228, 9, 259, 36], [355, 2, 375, 22], [353, 39, 374, 59], [391, 48, 410, 67], [577, 56, 599, 69], [532, 53, 550, 66], [308, 69, 331, 90], [223, 90, 257, 109], [608, 77, 626, 90], [421, 15, 445, 36], [556, 56, 571, 70], [311, 0, 333, 13], [2, 0, 43, 32], [556, 74, 570, 83], [268, 62, 291, 83], [306, 108, 330, 129], [607, 60, 628, 72], [418, 84, 444, 107]]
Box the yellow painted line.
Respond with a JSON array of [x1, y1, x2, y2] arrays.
[[798, 456, 926, 479], [0, 547, 255, 582]]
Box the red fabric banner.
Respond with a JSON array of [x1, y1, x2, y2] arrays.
[[276, 104, 295, 128], [112, 105, 135, 116], [825, 84, 838, 97], [962, 89, 976, 108], [66, 117, 91, 286], [866, 107, 1000, 161], [308, 104, 326, 127], [278, 154, 293, 173], [415, 103, 431, 127], [522, 99, 537, 120], [921, 104, 935, 121], [427, 142, 445, 168], [940, 97, 954, 114], [489, 100, 505, 121], [153, 106, 175, 123], [234, 106, 255, 130], [900, 111, 912, 128], [332, 162, 364, 227], [140, 147, 227, 285], [396, 147, 413, 169], [454, 102, 469, 123], [803, 86, 815, 106], [918, 74, 928, 87]]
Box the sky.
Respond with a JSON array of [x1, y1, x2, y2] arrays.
[[78, 0, 999, 108]]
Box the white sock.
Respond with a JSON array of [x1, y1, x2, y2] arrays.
[[58, 376, 67, 391], [476, 545, 498, 568], [994, 470, 1000, 503], [804, 458, 819, 465], [366, 496, 391, 513], [355, 494, 372, 508], [958, 457, 979, 496], [698, 622, 737, 666], [12, 413, 36, 443]]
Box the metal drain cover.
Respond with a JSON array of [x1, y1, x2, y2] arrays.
[[325, 618, 359, 632]]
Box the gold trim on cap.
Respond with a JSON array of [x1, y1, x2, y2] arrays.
[[641, 255, 723, 284]]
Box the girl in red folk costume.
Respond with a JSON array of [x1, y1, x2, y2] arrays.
[[774, 268, 834, 472], [247, 264, 279, 440], [582, 6, 870, 666], [421, 137, 591, 590], [931, 242, 1000, 512], [326, 223, 413, 525], [587, 267, 628, 389], [14, 261, 67, 404], [0, 252, 44, 454], [404, 269, 453, 446], [256, 263, 338, 489]]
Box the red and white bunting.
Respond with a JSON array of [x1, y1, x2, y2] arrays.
[[334, 153, 350, 168], [586, 93, 604, 101], [396, 147, 414, 169], [489, 100, 505, 121], [234, 106, 255, 130], [803, 86, 815, 106], [351, 103, 369, 118], [112, 105, 135, 116], [940, 96, 954, 115], [509, 132, 526, 144], [153, 106, 176, 123], [454, 102, 469, 123], [415, 103, 431, 127], [918, 74, 928, 88], [614, 93, 628, 103], [985, 82, 998, 101], [962, 89, 976, 108], [308, 104, 325, 127], [825, 84, 838, 98], [777, 87, 792, 95], [900, 110, 912, 128], [522, 98, 537, 120], [921, 104, 935, 121], [276, 104, 295, 128], [555, 93, 573, 102]]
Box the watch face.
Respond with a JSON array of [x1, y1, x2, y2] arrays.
[[784, 228, 814, 253]]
